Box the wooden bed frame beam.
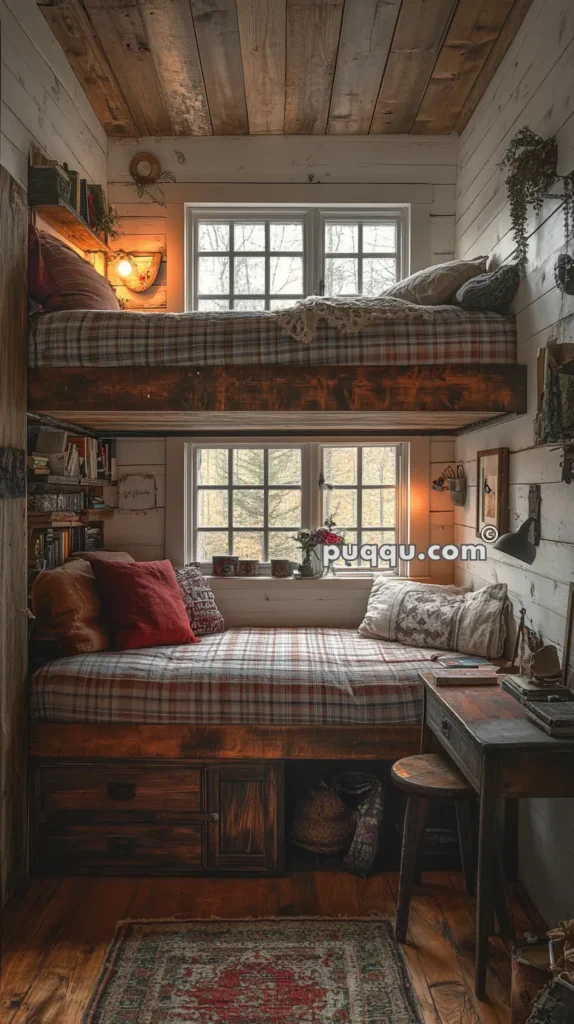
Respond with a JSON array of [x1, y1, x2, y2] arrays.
[[29, 724, 421, 761], [28, 364, 527, 416]]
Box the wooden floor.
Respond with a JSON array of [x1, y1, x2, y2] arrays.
[[1, 871, 544, 1024]]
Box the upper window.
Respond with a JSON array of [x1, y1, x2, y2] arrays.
[[187, 207, 407, 311]]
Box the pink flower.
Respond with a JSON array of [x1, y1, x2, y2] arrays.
[[325, 532, 341, 544]]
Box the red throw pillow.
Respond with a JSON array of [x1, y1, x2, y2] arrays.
[[28, 224, 120, 312], [91, 559, 199, 650]]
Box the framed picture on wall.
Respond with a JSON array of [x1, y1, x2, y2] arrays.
[[563, 584, 574, 689], [476, 448, 509, 539]]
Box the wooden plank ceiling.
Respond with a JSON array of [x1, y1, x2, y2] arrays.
[[39, 0, 532, 137]]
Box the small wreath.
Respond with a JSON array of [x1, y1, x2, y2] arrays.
[[129, 152, 161, 186]]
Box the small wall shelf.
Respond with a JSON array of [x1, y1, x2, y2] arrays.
[[32, 201, 110, 253]]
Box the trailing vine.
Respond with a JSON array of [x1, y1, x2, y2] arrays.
[[500, 127, 574, 270]]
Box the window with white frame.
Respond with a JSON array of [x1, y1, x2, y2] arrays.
[[187, 207, 407, 311], [192, 442, 403, 568]]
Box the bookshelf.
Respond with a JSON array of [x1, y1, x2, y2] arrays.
[[27, 423, 117, 579], [32, 201, 111, 253]]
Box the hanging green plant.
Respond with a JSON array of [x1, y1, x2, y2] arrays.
[[500, 127, 574, 270]]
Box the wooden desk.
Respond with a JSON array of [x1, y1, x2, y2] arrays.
[[420, 674, 574, 1000]]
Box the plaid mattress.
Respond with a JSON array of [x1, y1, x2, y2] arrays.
[[29, 627, 438, 725], [28, 307, 516, 367]]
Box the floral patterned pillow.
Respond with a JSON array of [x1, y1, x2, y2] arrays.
[[174, 564, 226, 637], [358, 578, 507, 659]]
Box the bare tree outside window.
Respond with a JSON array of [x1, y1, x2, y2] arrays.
[[190, 209, 404, 309]]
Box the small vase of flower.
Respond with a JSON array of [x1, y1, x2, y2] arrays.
[[292, 517, 344, 578]]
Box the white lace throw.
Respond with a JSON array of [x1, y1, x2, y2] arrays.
[[275, 294, 434, 344]]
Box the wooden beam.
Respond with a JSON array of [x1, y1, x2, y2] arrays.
[[38, 0, 138, 137], [29, 723, 420, 760], [190, 0, 249, 135], [370, 0, 458, 134], [284, 0, 345, 134], [82, 0, 173, 135], [236, 0, 286, 134], [413, 0, 516, 134], [28, 364, 527, 415], [137, 0, 212, 135], [0, 168, 28, 903], [327, 0, 401, 135], [455, 0, 534, 133]]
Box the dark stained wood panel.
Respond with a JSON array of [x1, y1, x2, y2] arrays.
[[190, 0, 249, 135], [138, 0, 212, 135], [27, 364, 528, 417], [82, 0, 173, 135], [236, 0, 286, 134], [38, 0, 138, 137], [0, 168, 28, 904], [455, 0, 534, 133], [413, 0, 516, 134], [370, 0, 458, 133], [29, 723, 420, 761], [284, 0, 345, 134], [327, 0, 401, 134], [38, 0, 533, 135]]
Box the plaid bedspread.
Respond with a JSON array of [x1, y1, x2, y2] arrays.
[[28, 307, 516, 367], [29, 627, 439, 725]]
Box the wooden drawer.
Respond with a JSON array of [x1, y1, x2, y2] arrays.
[[426, 692, 481, 788], [38, 763, 204, 818], [37, 821, 207, 874]]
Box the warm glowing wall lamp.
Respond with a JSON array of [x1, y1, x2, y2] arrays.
[[116, 257, 134, 278]]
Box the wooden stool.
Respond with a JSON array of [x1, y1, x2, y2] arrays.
[[392, 753, 475, 943]]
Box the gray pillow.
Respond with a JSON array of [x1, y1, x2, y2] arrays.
[[385, 257, 487, 305], [455, 263, 520, 313]]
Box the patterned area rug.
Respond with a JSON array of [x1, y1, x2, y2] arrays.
[[83, 918, 422, 1024]]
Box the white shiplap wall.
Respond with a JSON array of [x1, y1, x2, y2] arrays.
[[105, 135, 458, 311], [0, 0, 107, 188], [454, 0, 574, 924]]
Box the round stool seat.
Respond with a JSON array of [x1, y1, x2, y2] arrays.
[[392, 753, 472, 799]]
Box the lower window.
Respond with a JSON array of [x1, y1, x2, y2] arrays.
[[192, 443, 401, 567]]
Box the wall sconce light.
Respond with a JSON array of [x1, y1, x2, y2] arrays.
[[493, 484, 541, 564], [109, 251, 162, 293], [116, 256, 134, 278]]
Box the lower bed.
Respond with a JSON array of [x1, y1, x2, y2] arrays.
[[30, 627, 439, 726]]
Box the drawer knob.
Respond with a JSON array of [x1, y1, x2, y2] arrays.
[[107, 782, 136, 801], [441, 716, 451, 738], [211, 812, 220, 822], [106, 835, 136, 855]]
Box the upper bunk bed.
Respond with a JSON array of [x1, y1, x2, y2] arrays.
[[27, 227, 526, 434], [28, 304, 525, 434]]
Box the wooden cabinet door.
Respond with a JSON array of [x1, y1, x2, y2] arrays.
[[207, 763, 284, 875]]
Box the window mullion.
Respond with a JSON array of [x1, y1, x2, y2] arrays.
[[229, 223, 235, 310], [357, 446, 363, 556], [228, 448, 233, 554], [264, 220, 270, 310], [358, 223, 363, 296], [263, 449, 269, 561]]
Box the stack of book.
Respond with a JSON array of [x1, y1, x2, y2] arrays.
[[429, 667, 498, 687], [32, 428, 116, 482], [524, 700, 574, 737], [502, 674, 570, 704], [27, 454, 50, 477]]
